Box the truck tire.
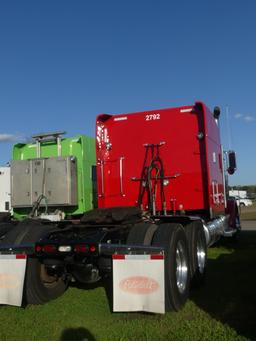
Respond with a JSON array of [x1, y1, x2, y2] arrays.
[[185, 220, 207, 287], [2, 220, 67, 304], [0, 212, 11, 223], [126, 222, 158, 245], [0, 222, 15, 239], [152, 223, 190, 311]]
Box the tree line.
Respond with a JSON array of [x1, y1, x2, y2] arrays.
[[229, 185, 256, 198]]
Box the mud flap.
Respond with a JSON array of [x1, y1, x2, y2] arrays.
[[113, 254, 165, 314], [0, 254, 27, 306]]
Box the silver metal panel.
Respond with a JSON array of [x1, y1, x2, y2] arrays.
[[11, 157, 77, 207], [31, 159, 45, 203], [11, 160, 32, 207], [44, 157, 77, 206]]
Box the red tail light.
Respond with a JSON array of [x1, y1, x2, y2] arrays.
[[16, 254, 27, 259], [74, 245, 88, 253], [42, 245, 57, 253], [90, 245, 97, 253], [35, 245, 42, 253]]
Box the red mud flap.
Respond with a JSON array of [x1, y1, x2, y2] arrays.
[[113, 254, 165, 314], [0, 254, 27, 306]]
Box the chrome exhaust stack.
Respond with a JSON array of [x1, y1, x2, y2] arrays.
[[203, 216, 229, 246]]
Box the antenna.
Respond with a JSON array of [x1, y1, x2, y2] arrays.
[[225, 105, 232, 150]]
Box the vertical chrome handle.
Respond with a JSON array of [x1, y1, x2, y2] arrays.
[[57, 136, 62, 157], [212, 181, 216, 204], [216, 182, 219, 204], [100, 160, 104, 197], [212, 180, 220, 204], [119, 157, 125, 196], [36, 140, 41, 158]]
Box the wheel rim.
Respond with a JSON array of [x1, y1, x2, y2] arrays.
[[176, 241, 188, 294], [197, 233, 206, 274], [40, 264, 62, 288]]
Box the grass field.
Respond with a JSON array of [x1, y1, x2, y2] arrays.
[[0, 230, 256, 341], [240, 203, 256, 220]]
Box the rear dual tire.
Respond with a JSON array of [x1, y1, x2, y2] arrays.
[[2, 220, 67, 304], [126, 222, 158, 245], [185, 220, 207, 287], [0, 222, 15, 239], [152, 223, 190, 311], [127, 222, 190, 311]]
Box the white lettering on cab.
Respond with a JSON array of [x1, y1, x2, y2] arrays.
[[145, 114, 160, 121]]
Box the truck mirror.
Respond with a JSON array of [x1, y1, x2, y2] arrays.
[[227, 151, 237, 175], [213, 106, 221, 120]]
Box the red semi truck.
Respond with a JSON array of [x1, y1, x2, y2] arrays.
[[0, 102, 239, 312]]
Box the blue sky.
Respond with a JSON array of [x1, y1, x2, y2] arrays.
[[0, 0, 255, 185]]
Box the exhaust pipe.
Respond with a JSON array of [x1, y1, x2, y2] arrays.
[[203, 216, 228, 246]]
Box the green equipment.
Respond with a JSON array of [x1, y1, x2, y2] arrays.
[[11, 131, 96, 220]]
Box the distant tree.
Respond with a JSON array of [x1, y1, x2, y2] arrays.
[[229, 185, 256, 198]]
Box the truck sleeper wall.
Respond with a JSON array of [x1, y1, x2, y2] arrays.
[[96, 102, 225, 218], [0, 167, 11, 212]]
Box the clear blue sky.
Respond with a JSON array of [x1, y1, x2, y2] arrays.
[[0, 0, 255, 185]]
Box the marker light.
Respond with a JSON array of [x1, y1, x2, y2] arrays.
[[90, 245, 97, 253], [74, 245, 88, 253], [43, 245, 56, 253], [35, 245, 42, 253], [58, 245, 72, 252]]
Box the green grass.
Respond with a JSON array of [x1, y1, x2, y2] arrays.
[[240, 203, 256, 220], [1, 231, 256, 341]]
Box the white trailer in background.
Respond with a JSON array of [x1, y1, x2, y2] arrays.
[[229, 189, 247, 199], [229, 189, 253, 207], [0, 167, 11, 212]]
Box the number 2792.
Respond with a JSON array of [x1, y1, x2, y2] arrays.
[[145, 114, 160, 121]]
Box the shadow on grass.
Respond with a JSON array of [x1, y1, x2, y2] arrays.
[[191, 230, 256, 340], [60, 327, 96, 341]]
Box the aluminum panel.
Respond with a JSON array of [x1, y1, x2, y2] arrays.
[[11, 157, 77, 207], [31, 159, 46, 203], [11, 160, 32, 207], [44, 157, 77, 206]]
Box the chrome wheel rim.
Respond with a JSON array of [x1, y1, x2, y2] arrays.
[[176, 241, 188, 294], [197, 234, 206, 274]]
